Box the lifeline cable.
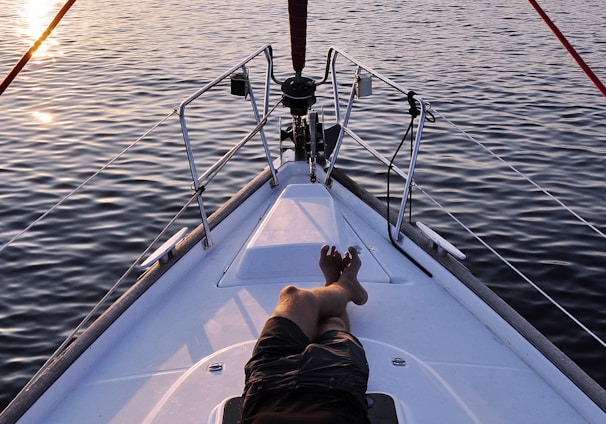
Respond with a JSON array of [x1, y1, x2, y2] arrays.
[[528, 0, 606, 98], [422, 106, 606, 346], [435, 110, 606, 242], [386, 98, 605, 346], [0, 109, 177, 255], [24, 189, 201, 391], [412, 177, 606, 349]]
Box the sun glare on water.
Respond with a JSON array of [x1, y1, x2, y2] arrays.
[[19, 0, 62, 58], [17, 0, 63, 125], [33, 111, 53, 124]]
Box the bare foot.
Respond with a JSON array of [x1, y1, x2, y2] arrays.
[[337, 247, 368, 305], [319, 245, 342, 285]]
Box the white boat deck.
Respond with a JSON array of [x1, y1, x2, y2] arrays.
[[18, 162, 603, 423]]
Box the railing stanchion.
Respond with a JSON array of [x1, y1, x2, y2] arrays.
[[394, 96, 426, 241], [178, 45, 276, 248]]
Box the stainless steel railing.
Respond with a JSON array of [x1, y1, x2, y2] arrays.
[[178, 44, 279, 248], [178, 44, 428, 247], [322, 46, 428, 241]]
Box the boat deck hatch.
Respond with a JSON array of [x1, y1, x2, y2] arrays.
[[219, 183, 389, 286], [211, 393, 403, 423]]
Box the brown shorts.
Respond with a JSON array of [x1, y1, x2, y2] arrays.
[[243, 316, 369, 408]]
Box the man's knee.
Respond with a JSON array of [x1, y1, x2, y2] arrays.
[[279, 284, 300, 298], [272, 286, 320, 340], [277, 285, 318, 315]]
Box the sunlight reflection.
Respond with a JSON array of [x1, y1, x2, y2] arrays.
[[33, 111, 53, 124], [19, 0, 61, 58]]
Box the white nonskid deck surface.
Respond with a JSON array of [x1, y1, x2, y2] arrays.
[[25, 164, 598, 423]]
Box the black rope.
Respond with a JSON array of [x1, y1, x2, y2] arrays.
[[386, 116, 413, 241]]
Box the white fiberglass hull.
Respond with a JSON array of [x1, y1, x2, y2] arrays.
[[4, 161, 604, 424]]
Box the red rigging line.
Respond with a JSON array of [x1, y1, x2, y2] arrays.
[[0, 0, 77, 96], [528, 0, 606, 98], [288, 0, 308, 74]]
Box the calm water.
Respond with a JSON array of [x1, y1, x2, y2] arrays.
[[1, 0, 605, 411]]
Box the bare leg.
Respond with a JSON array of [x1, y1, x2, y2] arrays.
[[271, 246, 367, 340], [317, 246, 366, 334]]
